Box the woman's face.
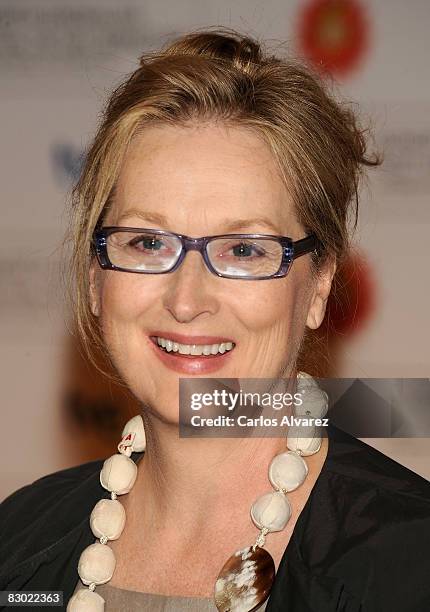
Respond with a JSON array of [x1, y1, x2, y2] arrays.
[[90, 122, 335, 421]]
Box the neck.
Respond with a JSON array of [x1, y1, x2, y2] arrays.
[[126, 428, 328, 552], [122, 370, 329, 552], [131, 374, 300, 536], [137, 427, 290, 531]]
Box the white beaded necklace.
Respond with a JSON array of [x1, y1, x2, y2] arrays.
[[67, 372, 328, 611]]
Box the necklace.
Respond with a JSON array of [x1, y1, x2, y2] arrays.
[[66, 372, 328, 611]]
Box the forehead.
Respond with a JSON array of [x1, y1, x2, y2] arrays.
[[106, 122, 299, 234]]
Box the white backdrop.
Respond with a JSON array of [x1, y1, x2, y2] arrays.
[[1, 0, 429, 499]]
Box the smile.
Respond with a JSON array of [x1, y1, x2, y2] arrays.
[[148, 333, 236, 374]]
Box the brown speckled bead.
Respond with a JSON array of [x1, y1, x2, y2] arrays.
[[214, 546, 275, 612]]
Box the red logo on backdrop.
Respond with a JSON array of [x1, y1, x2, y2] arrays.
[[297, 0, 369, 77], [326, 250, 376, 337]]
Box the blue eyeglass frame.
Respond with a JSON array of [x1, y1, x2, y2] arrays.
[[91, 226, 320, 280]]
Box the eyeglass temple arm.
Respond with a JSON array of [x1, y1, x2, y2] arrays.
[[292, 234, 320, 259]]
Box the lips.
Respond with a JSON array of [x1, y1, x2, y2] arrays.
[[147, 331, 236, 374]]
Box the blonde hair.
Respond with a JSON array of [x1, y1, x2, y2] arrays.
[[63, 27, 380, 381]]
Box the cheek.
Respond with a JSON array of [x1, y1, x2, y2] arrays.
[[233, 273, 307, 338], [98, 274, 150, 356], [100, 275, 133, 323]]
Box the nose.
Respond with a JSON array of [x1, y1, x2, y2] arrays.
[[162, 249, 220, 324]]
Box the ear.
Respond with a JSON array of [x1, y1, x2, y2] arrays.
[[89, 258, 101, 317], [306, 257, 337, 330]]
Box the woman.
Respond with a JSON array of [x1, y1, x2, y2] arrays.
[[1, 28, 429, 612]]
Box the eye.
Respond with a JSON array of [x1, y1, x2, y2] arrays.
[[230, 241, 266, 258], [128, 235, 165, 252]]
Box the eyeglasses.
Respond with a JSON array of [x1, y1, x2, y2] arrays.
[[91, 226, 320, 281]]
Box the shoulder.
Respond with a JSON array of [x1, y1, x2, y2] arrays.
[[0, 459, 105, 529], [0, 451, 144, 584], [0, 459, 105, 573], [300, 425, 430, 607], [325, 423, 430, 503], [325, 425, 430, 553], [322, 424, 430, 545]]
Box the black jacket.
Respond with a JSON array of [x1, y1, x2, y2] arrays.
[[1, 424, 429, 612]]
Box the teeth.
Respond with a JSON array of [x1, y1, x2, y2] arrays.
[[155, 337, 235, 356]]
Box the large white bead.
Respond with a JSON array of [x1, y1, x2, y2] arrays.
[[90, 499, 126, 540], [250, 491, 291, 532], [269, 451, 308, 492], [99, 454, 137, 494], [296, 376, 328, 418], [66, 588, 105, 611], [303, 387, 328, 418], [78, 542, 116, 585], [287, 424, 322, 456], [122, 415, 146, 451]]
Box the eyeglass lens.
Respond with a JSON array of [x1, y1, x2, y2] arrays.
[[105, 230, 285, 277]]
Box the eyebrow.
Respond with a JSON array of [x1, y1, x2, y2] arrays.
[[116, 209, 283, 234]]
